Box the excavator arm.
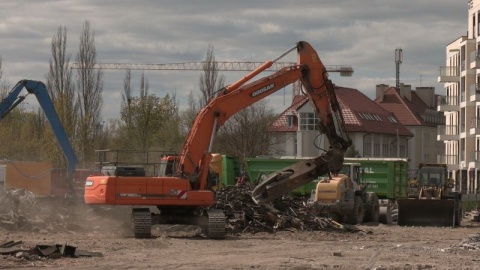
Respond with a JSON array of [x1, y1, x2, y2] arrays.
[[176, 41, 351, 197], [0, 80, 78, 196], [251, 42, 352, 204]]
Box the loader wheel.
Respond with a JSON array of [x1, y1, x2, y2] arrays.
[[346, 196, 364, 225], [365, 193, 380, 223]]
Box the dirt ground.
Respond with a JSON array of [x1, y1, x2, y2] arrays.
[[1, 199, 480, 270]]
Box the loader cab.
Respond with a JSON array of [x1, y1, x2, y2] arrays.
[[417, 166, 446, 187], [339, 163, 362, 189]]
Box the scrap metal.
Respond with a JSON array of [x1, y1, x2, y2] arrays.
[[211, 185, 360, 235]]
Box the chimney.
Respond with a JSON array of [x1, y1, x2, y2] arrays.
[[399, 83, 412, 101], [376, 84, 389, 102], [415, 86, 435, 108]]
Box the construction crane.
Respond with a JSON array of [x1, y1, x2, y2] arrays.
[[71, 61, 353, 96], [71, 61, 354, 76]]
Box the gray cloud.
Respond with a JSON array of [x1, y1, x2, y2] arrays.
[[0, 1, 467, 120]]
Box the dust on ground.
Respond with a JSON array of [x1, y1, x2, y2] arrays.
[[1, 189, 480, 270]]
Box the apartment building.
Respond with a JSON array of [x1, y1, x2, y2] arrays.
[[438, 0, 480, 193], [375, 83, 445, 174]]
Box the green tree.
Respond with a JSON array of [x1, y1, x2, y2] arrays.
[[120, 94, 168, 151]]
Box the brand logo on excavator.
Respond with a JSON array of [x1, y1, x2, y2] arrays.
[[250, 83, 275, 98]]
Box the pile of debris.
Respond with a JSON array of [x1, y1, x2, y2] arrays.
[[0, 240, 102, 260], [459, 233, 480, 250], [212, 185, 360, 235]]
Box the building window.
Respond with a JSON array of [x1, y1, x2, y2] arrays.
[[382, 143, 389, 157], [400, 145, 406, 157], [286, 115, 294, 127], [299, 112, 318, 131], [390, 144, 397, 157], [364, 142, 371, 157], [374, 143, 380, 157]]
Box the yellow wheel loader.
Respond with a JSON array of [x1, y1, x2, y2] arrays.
[[310, 164, 380, 224], [397, 163, 461, 227]]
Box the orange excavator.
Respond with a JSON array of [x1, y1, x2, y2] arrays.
[[84, 41, 352, 238]]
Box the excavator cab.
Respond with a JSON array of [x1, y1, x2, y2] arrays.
[[158, 155, 177, 176]]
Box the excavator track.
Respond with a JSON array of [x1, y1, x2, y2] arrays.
[[132, 208, 152, 238], [205, 209, 226, 239]]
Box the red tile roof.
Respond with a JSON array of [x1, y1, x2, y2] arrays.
[[269, 94, 307, 132], [375, 87, 437, 127], [269, 86, 413, 137]]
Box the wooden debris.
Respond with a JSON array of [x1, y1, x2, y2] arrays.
[[0, 240, 102, 259], [212, 185, 361, 235]]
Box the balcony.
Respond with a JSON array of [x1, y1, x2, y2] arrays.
[[437, 95, 460, 111], [437, 154, 459, 166], [470, 151, 480, 162], [469, 83, 480, 102], [469, 117, 480, 135], [438, 66, 460, 83], [470, 50, 480, 69], [469, 151, 480, 170], [437, 125, 459, 141]]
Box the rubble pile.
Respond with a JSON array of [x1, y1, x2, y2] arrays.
[[213, 185, 359, 235], [0, 240, 102, 261], [459, 233, 480, 250], [0, 189, 37, 230]]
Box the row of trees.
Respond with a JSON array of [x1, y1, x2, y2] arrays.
[[0, 22, 280, 169]]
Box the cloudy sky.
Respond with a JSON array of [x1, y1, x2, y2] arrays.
[[0, 1, 467, 121]]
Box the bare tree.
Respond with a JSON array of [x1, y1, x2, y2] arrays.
[[214, 100, 277, 158], [46, 26, 78, 144], [199, 44, 224, 106], [0, 56, 8, 99], [195, 44, 278, 158], [76, 20, 103, 165], [180, 91, 199, 133], [140, 72, 149, 98], [122, 69, 132, 108]]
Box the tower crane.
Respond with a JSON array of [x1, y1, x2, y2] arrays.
[[71, 61, 353, 75], [71, 61, 353, 95]]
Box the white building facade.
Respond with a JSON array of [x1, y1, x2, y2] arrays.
[[438, 0, 480, 193]]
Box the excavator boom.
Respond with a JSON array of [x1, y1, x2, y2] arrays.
[[177, 41, 351, 193], [0, 80, 78, 196], [251, 41, 351, 204]]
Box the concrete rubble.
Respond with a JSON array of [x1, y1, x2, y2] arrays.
[[459, 233, 480, 250]]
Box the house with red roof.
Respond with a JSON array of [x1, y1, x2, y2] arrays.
[[374, 83, 445, 171], [268, 86, 413, 163]]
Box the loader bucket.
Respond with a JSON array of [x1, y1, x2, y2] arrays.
[[397, 198, 455, 227]]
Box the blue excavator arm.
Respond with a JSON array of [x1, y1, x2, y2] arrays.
[[0, 80, 78, 196]]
